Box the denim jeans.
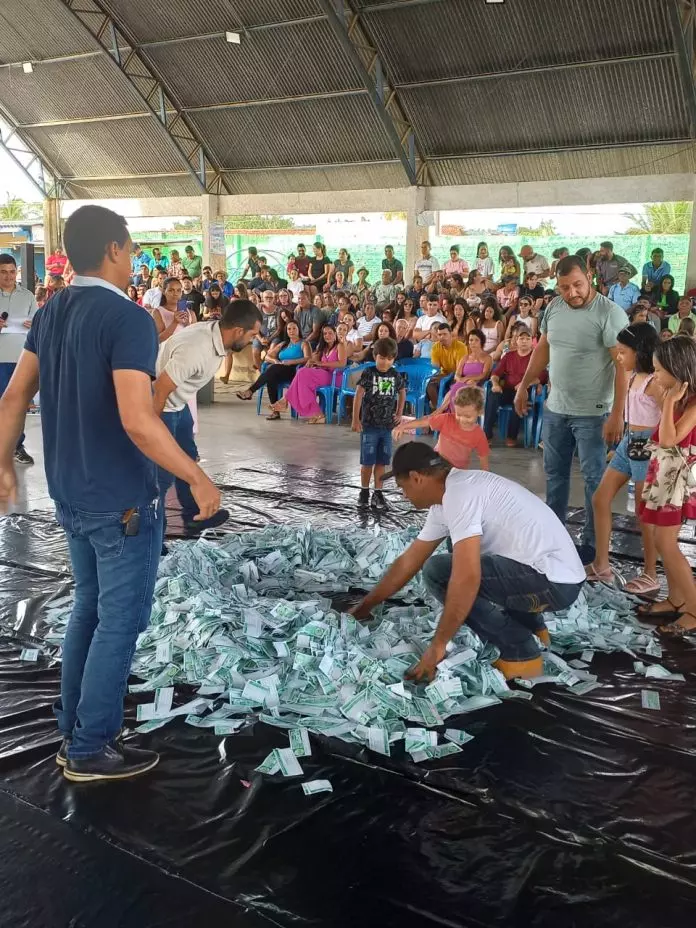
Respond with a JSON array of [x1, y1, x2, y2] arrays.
[[54, 498, 163, 757], [542, 409, 607, 546], [423, 552, 583, 661], [483, 386, 521, 440], [0, 362, 24, 449], [159, 405, 199, 532]]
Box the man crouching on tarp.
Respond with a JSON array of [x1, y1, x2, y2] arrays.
[[351, 442, 585, 682]]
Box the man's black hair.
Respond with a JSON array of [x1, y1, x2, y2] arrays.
[[556, 254, 588, 277], [63, 205, 130, 274], [384, 441, 451, 481], [220, 299, 263, 331], [436, 322, 452, 332], [0, 253, 17, 267], [600, 240, 613, 250]]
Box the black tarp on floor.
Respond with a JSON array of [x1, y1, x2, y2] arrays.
[[1, 464, 695, 928]]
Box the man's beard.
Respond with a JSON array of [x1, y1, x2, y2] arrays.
[[229, 339, 248, 353]]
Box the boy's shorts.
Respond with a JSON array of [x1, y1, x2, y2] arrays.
[[360, 427, 393, 466]]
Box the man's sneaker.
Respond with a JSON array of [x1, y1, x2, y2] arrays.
[[358, 488, 370, 509], [56, 737, 70, 767], [13, 445, 34, 466], [63, 743, 159, 783], [183, 508, 230, 535], [371, 489, 387, 510]]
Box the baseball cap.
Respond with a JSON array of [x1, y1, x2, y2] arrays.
[[382, 441, 450, 481]]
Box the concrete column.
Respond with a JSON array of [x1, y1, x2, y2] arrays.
[[685, 178, 696, 292], [405, 186, 427, 284], [43, 198, 61, 256], [201, 194, 226, 272], [201, 194, 255, 388]]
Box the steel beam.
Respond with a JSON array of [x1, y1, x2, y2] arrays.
[[669, 0, 696, 137], [317, 0, 421, 185], [0, 102, 64, 199], [57, 0, 229, 194]]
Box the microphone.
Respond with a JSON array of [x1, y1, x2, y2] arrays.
[[0, 311, 8, 331]]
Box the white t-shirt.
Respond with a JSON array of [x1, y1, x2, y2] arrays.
[[414, 312, 447, 333], [357, 314, 381, 339], [143, 286, 162, 309], [287, 279, 304, 301], [417, 470, 585, 585], [157, 321, 226, 411], [414, 255, 440, 284]]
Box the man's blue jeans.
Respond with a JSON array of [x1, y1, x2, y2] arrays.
[[54, 498, 163, 758], [0, 362, 24, 449], [159, 406, 199, 533], [542, 409, 607, 547], [423, 553, 583, 661]]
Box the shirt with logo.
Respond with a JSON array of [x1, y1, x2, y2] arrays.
[[358, 366, 406, 429]]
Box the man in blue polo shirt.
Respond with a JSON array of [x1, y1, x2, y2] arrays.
[[0, 205, 226, 783]]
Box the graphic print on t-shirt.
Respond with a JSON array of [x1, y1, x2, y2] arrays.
[[358, 366, 405, 429]]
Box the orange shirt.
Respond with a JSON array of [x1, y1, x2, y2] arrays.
[[429, 414, 489, 469]]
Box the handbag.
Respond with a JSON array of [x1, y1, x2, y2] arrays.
[[626, 374, 652, 461]]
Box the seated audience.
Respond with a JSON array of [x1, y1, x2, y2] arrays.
[[287, 268, 305, 302], [484, 326, 546, 445], [463, 269, 486, 308], [353, 267, 371, 300], [202, 282, 229, 319], [549, 247, 569, 279], [295, 290, 323, 345], [474, 242, 495, 283], [341, 312, 363, 354], [439, 329, 493, 410], [518, 272, 544, 313], [372, 269, 398, 308], [396, 297, 419, 336], [331, 248, 354, 285], [656, 274, 679, 315], [641, 247, 670, 296], [443, 245, 469, 279], [127, 284, 138, 302], [308, 242, 332, 295], [181, 276, 205, 320], [239, 319, 306, 414], [356, 300, 381, 342], [394, 318, 414, 359], [678, 317, 695, 337], [498, 246, 520, 283], [143, 269, 164, 309], [451, 301, 468, 341], [519, 244, 551, 286], [271, 324, 347, 423], [382, 244, 404, 285], [250, 291, 280, 369], [413, 295, 447, 359], [480, 300, 505, 354], [427, 323, 468, 407], [504, 294, 537, 338], [668, 296, 696, 333], [406, 274, 425, 304], [608, 267, 641, 310], [497, 276, 519, 314]]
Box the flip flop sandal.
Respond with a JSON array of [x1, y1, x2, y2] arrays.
[[266, 412, 281, 421], [636, 598, 684, 622], [236, 391, 253, 401], [656, 613, 696, 638], [585, 565, 614, 583], [624, 573, 661, 596]]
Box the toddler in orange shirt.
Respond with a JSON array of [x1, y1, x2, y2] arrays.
[[393, 386, 489, 470]]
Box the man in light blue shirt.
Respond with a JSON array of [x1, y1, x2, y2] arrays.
[[608, 268, 641, 311], [130, 243, 153, 278], [641, 248, 670, 295]]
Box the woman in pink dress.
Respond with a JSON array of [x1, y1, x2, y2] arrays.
[[271, 324, 347, 424]]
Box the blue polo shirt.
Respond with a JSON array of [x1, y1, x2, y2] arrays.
[[24, 276, 159, 512], [641, 259, 670, 287]]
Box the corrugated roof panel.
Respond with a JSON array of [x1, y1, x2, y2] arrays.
[[0, 0, 97, 61], [0, 58, 147, 123], [25, 117, 191, 178], [64, 176, 202, 198], [429, 143, 696, 186], [363, 0, 672, 85], [144, 23, 362, 107], [401, 57, 688, 157], [224, 161, 407, 194], [99, 0, 323, 43], [193, 95, 395, 169]]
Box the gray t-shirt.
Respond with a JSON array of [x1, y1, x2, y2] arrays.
[[541, 293, 626, 416], [296, 307, 323, 339]]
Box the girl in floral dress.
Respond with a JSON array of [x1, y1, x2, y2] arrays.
[[639, 336, 696, 636]]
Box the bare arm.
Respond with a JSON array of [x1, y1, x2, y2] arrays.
[[351, 539, 442, 618], [395, 386, 406, 419], [394, 412, 433, 435], [605, 347, 629, 444], [0, 351, 39, 509], [113, 370, 219, 519], [152, 370, 177, 416], [153, 308, 178, 343], [659, 390, 696, 446], [405, 536, 482, 682], [352, 383, 365, 431]]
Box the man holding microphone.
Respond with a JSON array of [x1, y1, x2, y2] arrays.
[[0, 252, 37, 465], [0, 205, 226, 783]]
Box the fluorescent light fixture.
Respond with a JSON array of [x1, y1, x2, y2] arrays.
[[225, 31, 241, 44], [485, 0, 505, 4], [22, 62, 33, 74]]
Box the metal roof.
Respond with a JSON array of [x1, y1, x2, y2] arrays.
[[0, 0, 693, 198]]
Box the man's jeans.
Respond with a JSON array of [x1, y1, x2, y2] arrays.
[[54, 498, 163, 758], [0, 362, 24, 449], [159, 405, 199, 533], [423, 553, 583, 661], [542, 409, 607, 547]]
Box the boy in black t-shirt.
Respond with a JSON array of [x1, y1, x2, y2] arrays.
[[352, 337, 406, 509]]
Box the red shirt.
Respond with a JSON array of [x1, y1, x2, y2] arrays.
[[294, 256, 311, 276], [428, 414, 489, 469], [492, 350, 547, 389], [46, 252, 68, 276]]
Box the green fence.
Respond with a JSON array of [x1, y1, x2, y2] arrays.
[[144, 229, 690, 291]]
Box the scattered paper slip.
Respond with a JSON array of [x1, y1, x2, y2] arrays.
[[302, 780, 333, 796]]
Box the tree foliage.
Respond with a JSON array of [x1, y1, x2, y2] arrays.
[[172, 215, 298, 232], [0, 195, 42, 220], [623, 201, 692, 234], [516, 219, 557, 237]]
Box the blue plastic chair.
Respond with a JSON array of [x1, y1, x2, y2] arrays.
[[315, 367, 347, 424], [488, 385, 541, 447], [397, 363, 439, 418], [336, 362, 372, 424]]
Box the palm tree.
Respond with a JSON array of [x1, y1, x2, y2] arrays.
[[0, 195, 28, 220], [624, 202, 693, 234]]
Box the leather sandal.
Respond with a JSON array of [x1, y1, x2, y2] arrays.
[[636, 598, 684, 622]]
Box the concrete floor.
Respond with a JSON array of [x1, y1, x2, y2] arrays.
[[13, 383, 626, 515]]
